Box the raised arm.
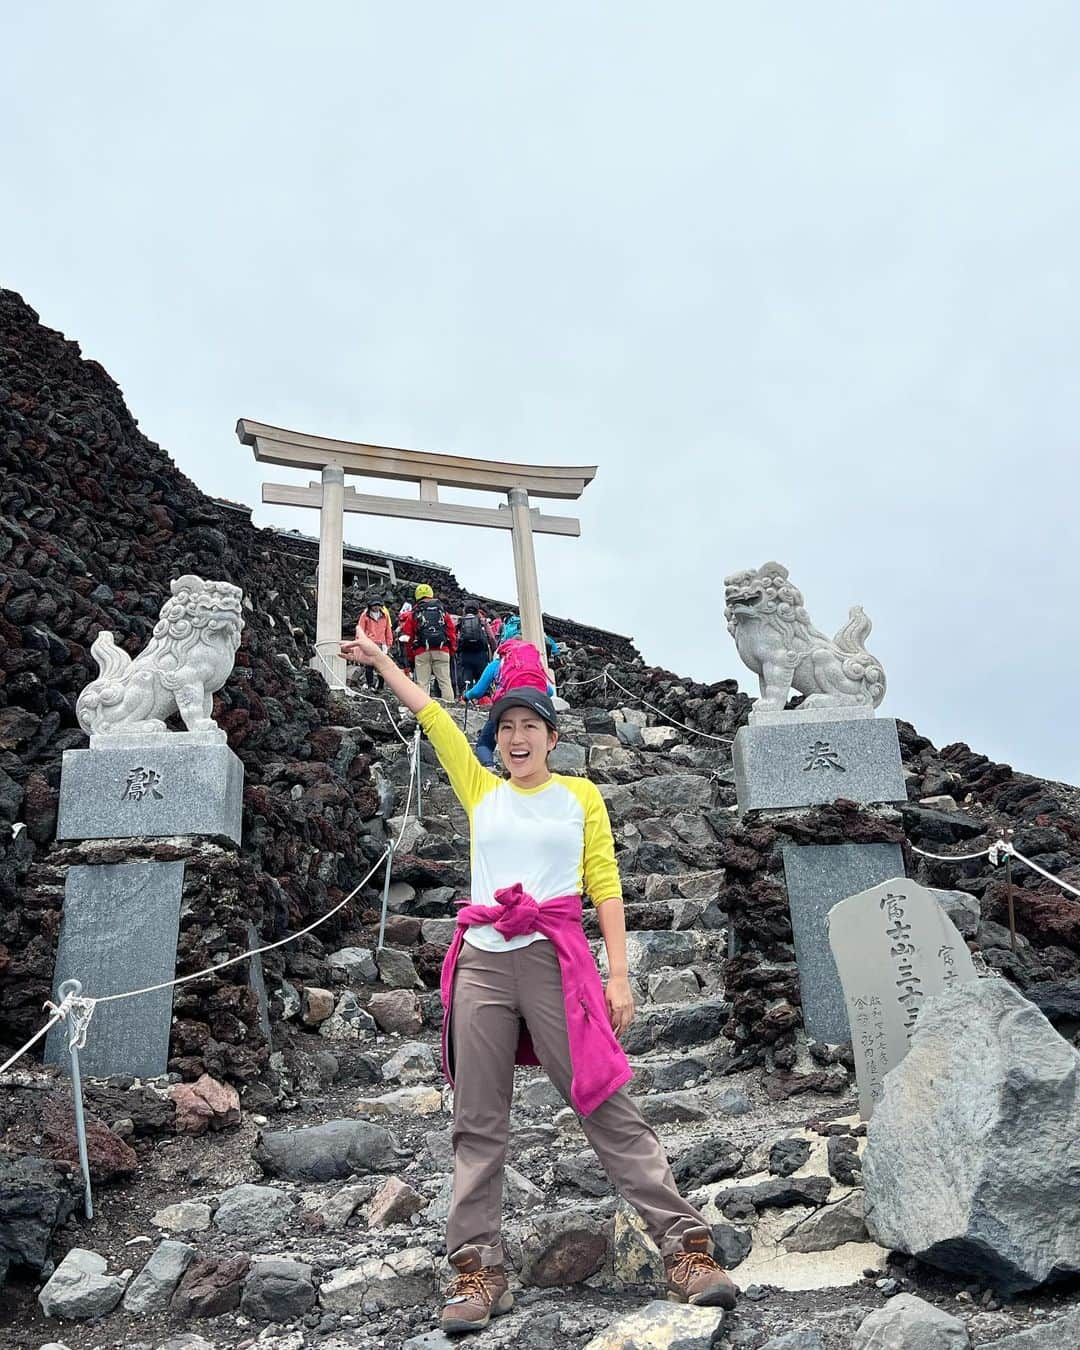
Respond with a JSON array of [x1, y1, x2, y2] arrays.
[[342, 632, 430, 715]]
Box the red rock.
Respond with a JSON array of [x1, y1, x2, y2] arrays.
[[368, 1175, 425, 1228], [43, 1103, 138, 1183], [368, 991, 423, 1036], [171, 1254, 250, 1318], [170, 1072, 240, 1134]]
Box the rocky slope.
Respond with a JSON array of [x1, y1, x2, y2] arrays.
[[2, 291, 1079, 1348]]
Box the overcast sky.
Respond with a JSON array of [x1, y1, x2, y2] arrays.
[[5, 3, 1079, 784]]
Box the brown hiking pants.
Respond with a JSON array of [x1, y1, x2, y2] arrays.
[[445, 939, 711, 1265]]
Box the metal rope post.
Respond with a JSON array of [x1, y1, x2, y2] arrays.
[[57, 978, 94, 1219], [377, 841, 397, 952], [414, 727, 424, 823]]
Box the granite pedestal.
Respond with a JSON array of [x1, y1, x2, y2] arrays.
[[734, 715, 905, 814], [45, 861, 185, 1079], [49, 733, 246, 1079], [58, 738, 243, 846], [781, 842, 906, 1043]]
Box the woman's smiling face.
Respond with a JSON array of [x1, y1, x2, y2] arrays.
[[496, 706, 558, 785]]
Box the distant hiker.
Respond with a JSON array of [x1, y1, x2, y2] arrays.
[[465, 639, 554, 768], [401, 584, 457, 703], [457, 599, 492, 694], [488, 613, 503, 642], [356, 599, 394, 690], [395, 601, 414, 673], [339, 630, 739, 1335], [500, 613, 561, 669]]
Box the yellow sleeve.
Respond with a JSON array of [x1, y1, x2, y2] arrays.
[[416, 702, 495, 814], [564, 776, 623, 906]]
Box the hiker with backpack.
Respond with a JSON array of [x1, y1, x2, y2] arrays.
[[400, 584, 458, 703], [464, 639, 554, 768], [456, 599, 493, 697], [499, 614, 562, 671], [338, 629, 739, 1336]]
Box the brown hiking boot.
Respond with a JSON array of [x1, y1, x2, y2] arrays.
[[664, 1230, 739, 1309], [440, 1245, 514, 1335]]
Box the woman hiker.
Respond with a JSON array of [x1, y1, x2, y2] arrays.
[[341, 631, 738, 1336]]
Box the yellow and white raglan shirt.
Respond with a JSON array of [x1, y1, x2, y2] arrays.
[[416, 703, 622, 953]]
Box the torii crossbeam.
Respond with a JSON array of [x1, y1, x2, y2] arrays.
[[238, 419, 597, 685]]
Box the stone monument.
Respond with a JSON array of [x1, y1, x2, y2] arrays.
[[46, 575, 246, 1078], [828, 878, 978, 1118], [725, 562, 907, 1042]]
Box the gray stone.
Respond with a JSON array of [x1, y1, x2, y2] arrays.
[[753, 705, 875, 727], [781, 842, 906, 1043], [381, 1040, 439, 1083], [581, 1300, 726, 1349], [616, 721, 644, 748], [420, 918, 456, 946], [424, 1174, 455, 1224], [930, 888, 981, 940], [254, 1119, 406, 1181], [240, 1258, 315, 1321], [734, 718, 905, 813], [620, 930, 708, 975], [640, 726, 681, 751], [760, 1333, 826, 1350], [548, 741, 587, 774], [505, 1165, 546, 1211], [0, 1155, 79, 1282], [326, 946, 378, 982], [852, 1293, 970, 1349], [122, 1239, 195, 1313], [58, 741, 244, 844], [38, 1247, 131, 1319], [636, 774, 715, 811], [376, 947, 424, 990], [213, 1183, 296, 1237], [647, 969, 700, 1003], [45, 861, 184, 1079], [403, 1332, 457, 1350], [318, 991, 377, 1041], [521, 1076, 566, 1113], [863, 979, 1080, 1293], [830, 879, 979, 1117], [151, 1200, 212, 1233], [784, 1192, 868, 1252], [320, 1246, 437, 1312], [711, 1223, 753, 1270], [974, 1308, 1080, 1347]]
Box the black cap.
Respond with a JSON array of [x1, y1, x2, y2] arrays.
[[490, 688, 558, 730]]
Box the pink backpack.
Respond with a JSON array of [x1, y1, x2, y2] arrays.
[[492, 640, 549, 700]]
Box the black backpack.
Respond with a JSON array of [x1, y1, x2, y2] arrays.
[[414, 599, 448, 650], [458, 612, 487, 651]]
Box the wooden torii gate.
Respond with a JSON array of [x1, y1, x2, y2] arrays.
[[237, 419, 596, 685]]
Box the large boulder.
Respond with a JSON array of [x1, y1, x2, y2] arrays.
[[0, 1156, 79, 1284], [863, 979, 1080, 1293], [254, 1119, 407, 1181]]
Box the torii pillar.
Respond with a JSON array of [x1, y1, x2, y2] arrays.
[[236, 420, 597, 687]]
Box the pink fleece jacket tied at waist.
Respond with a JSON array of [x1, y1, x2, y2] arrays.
[[439, 883, 633, 1117]]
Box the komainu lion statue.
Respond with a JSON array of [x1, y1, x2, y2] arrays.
[[77, 575, 244, 740], [724, 562, 886, 712]]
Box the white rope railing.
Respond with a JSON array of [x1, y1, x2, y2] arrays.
[[910, 836, 1080, 901], [313, 639, 412, 747], [602, 668, 735, 745]]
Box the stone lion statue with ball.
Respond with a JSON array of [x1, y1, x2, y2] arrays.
[[77, 575, 244, 741], [724, 562, 885, 713]]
